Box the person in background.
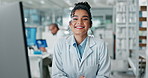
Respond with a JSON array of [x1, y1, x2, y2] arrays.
[[40, 23, 64, 53], [52, 2, 111, 78], [40, 23, 65, 78], [49, 23, 59, 35]]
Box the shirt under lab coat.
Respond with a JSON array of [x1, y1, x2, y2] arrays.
[[52, 35, 111, 78]]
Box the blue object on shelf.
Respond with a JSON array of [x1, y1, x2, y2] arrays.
[[139, 11, 142, 17], [34, 51, 42, 54]]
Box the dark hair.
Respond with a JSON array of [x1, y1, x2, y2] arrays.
[[49, 23, 59, 30], [70, 2, 92, 26]]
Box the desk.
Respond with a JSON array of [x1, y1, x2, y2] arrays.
[[29, 52, 50, 78]]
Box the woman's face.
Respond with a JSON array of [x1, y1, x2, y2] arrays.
[[70, 9, 91, 36]]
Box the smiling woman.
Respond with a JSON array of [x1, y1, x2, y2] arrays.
[[52, 1, 111, 78], [69, 2, 92, 44], [70, 9, 90, 41]]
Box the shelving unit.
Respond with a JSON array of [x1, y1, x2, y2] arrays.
[[127, 0, 139, 77], [128, 0, 147, 78], [115, 0, 139, 74], [146, 4, 148, 77], [138, 0, 148, 78], [115, 0, 148, 77], [116, 0, 128, 61], [115, 0, 128, 71]]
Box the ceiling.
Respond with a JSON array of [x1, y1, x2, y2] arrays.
[[0, 0, 115, 10]]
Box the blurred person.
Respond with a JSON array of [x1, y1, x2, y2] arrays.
[[40, 23, 65, 78], [52, 1, 111, 78], [41, 23, 64, 53]]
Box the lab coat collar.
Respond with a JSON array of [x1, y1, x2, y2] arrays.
[[66, 35, 74, 46], [66, 35, 96, 67], [66, 35, 96, 48]]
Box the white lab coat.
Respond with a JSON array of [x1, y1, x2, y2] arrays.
[[52, 35, 111, 78], [42, 30, 65, 55]]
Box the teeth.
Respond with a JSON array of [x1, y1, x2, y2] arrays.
[[76, 27, 84, 28]]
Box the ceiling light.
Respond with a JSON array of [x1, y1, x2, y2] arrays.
[[28, 1, 32, 4], [63, 0, 72, 6], [25, 18, 27, 22], [69, 7, 73, 10], [40, 0, 45, 4]]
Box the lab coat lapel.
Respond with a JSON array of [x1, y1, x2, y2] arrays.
[[80, 36, 96, 67], [66, 35, 81, 62]]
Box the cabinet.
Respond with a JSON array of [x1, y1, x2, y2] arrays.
[[114, 0, 148, 77], [115, 0, 139, 73], [127, 0, 139, 77]]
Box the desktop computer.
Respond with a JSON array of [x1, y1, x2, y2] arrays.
[[0, 2, 31, 78]]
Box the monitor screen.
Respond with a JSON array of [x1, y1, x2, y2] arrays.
[[0, 2, 31, 78], [36, 39, 48, 49], [25, 27, 37, 46]]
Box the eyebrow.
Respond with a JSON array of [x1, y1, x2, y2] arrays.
[[72, 15, 89, 18], [82, 16, 89, 18]]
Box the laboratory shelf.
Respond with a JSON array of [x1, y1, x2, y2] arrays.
[[128, 57, 137, 75]]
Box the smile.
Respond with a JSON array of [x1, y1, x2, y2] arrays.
[[75, 26, 85, 29]]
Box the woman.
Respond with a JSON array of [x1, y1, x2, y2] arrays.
[[52, 2, 110, 78]]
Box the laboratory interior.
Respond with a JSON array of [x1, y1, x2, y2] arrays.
[[0, 0, 148, 78]]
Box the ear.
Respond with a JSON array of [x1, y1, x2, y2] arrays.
[[69, 21, 72, 27], [90, 24, 92, 28], [90, 21, 92, 28]]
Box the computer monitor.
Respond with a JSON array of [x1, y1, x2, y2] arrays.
[[0, 2, 31, 78], [36, 39, 48, 49], [25, 27, 37, 46]]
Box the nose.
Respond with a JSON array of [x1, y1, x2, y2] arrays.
[[77, 19, 82, 25]]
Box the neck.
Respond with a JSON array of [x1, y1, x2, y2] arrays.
[[74, 34, 88, 45]]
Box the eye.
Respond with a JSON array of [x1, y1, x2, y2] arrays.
[[73, 18, 78, 20], [83, 18, 88, 20]]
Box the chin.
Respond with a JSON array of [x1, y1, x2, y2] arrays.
[[74, 32, 87, 36]]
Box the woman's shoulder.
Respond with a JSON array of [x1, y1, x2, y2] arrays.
[[89, 36, 105, 45], [89, 36, 105, 44], [56, 36, 67, 44]]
